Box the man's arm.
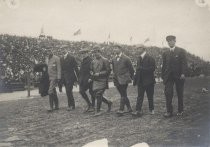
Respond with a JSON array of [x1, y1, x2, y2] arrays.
[[57, 57, 61, 80], [181, 49, 187, 76], [161, 52, 166, 79], [126, 57, 134, 79], [72, 57, 79, 81]]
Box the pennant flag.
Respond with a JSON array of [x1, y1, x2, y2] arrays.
[[6, 0, 20, 9], [130, 36, 133, 43], [143, 38, 150, 44], [108, 33, 111, 39], [73, 29, 81, 36]]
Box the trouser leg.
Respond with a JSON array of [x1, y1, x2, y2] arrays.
[[48, 79, 58, 110], [122, 84, 132, 111], [136, 85, 145, 112], [53, 88, 59, 109], [146, 84, 154, 111], [89, 83, 95, 107], [79, 86, 91, 106], [116, 85, 125, 111], [65, 83, 75, 108], [49, 94, 54, 110], [94, 89, 104, 112], [175, 79, 184, 113], [164, 79, 174, 113]]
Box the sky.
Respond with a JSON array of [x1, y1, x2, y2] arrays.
[[0, 0, 210, 60]]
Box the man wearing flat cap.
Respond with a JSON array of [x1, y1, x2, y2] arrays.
[[90, 46, 112, 116], [112, 45, 134, 116], [60, 49, 79, 111], [46, 47, 61, 112], [79, 48, 95, 112], [162, 35, 187, 118]]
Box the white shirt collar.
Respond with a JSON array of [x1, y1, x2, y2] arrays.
[[170, 46, 176, 51], [117, 52, 122, 57], [141, 51, 146, 59]]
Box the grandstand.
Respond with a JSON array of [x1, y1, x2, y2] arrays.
[[0, 34, 210, 92]]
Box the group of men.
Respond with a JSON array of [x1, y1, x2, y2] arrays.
[[45, 35, 187, 118]]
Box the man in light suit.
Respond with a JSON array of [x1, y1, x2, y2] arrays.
[[46, 48, 61, 112], [112, 45, 134, 116], [132, 47, 156, 117], [162, 35, 187, 117], [60, 50, 79, 111], [90, 46, 112, 116]]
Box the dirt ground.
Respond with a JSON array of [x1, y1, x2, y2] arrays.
[[0, 77, 210, 147]]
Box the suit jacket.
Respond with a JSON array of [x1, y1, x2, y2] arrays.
[[60, 53, 79, 85], [47, 55, 61, 80], [79, 56, 92, 88], [112, 54, 134, 85], [161, 46, 187, 84], [90, 56, 111, 91], [133, 54, 156, 87]]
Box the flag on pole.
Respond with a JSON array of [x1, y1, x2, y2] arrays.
[[73, 29, 81, 36], [143, 38, 150, 44], [130, 36, 133, 43], [108, 33, 111, 39]]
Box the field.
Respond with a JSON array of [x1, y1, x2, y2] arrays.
[[0, 77, 210, 147]]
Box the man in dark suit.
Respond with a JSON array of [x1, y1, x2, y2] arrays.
[[79, 49, 95, 112], [132, 47, 156, 117], [90, 46, 112, 116], [60, 50, 79, 111], [112, 45, 134, 116], [162, 35, 187, 117]]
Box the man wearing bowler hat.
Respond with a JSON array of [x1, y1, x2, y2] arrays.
[[79, 48, 95, 112], [162, 35, 187, 118], [46, 47, 61, 112]]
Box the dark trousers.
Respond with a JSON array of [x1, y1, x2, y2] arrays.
[[164, 78, 184, 113], [49, 88, 59, 109], [136, 84, 154, 112], [116, 84, 132, 111], [65, 83, 75, 108], [79, 83, 95, 107], [94, 89, 110, 112]]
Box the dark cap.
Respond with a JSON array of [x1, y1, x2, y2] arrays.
[[91, 45, 101, 53], [166, 35, 176, 42]]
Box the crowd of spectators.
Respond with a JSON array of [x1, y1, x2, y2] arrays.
[[0, 34, 209, 91]]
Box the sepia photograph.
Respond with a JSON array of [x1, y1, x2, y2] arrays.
[[0, 0, 210, 146]]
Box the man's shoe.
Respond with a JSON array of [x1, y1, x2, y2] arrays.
[[163, 112, 173, 118], [47, 109, 53, 112], [131, 111, 142, 117], [125, 108, 133, 113], [85, 106, 95, 112], [67, 106, 75, 111], [107, 101, 112, 112], [177, 111, 184, 116], [93, 111, 103, 117], [116, 110, 124, 116], [150, 110, 155, 115], [88, 106, 95, 112]]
